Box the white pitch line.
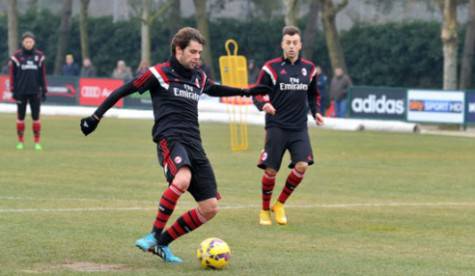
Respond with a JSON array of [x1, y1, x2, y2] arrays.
[[0, 202, 474, 213]]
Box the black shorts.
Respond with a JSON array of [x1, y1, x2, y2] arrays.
[[16, 94, 41, 121], [257, 127, 314, 171], [157, 137, 219, 202]]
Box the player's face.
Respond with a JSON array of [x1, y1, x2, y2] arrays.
[[22, 37, 35, 50], [281, 34, 302, 61], [176, 40, 203, 70]]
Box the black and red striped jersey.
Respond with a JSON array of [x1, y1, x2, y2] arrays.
[[253, 56, 320, 130], [9, 48, 47, 97], [133, 57, 213, 142], [94, 56, 261, 143]]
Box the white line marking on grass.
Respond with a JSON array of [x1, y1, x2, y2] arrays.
[[1, 202, 474, 213]]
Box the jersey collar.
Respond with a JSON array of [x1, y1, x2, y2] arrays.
[[282, 55, 301, 65], [169, 55, 193, 80]]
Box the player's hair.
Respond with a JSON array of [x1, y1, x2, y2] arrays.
[[22, 31, 36, 40], [171, 27, 206, 55], [282, 26, 301, 37]]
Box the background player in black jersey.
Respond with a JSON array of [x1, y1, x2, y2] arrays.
[[80, 27, 270, 263], [253, 26, 324, 226], [9, 32, 48, 150]]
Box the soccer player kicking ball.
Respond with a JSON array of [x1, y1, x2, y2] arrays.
[[253, 26, 324, 226], [80, 27, 270, 263]]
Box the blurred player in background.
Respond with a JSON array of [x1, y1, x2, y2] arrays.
[[80, 27, 270, 263], [253, 26, 324, 226], [9, 31, 48, 150]]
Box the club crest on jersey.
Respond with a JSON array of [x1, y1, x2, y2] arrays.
[[301, 68, 307, 76], [174, 156, 182, 164]]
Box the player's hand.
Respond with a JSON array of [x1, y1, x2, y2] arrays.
[[315, 113, 324, 126], [263, 103, 276, 115], [243, 85, 272, 96], [80, 115, 100, 136], [41, 93, 47, 102]]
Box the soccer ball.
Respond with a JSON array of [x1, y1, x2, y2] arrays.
[[196, 238, 231, 269]]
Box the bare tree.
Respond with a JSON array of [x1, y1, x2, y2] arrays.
[[79, 0, 90, 60], [440, 0, 458, 89], [7, 0, 18, 56], [284, 0, 299, 26], [141, 0, 151, 64], [128, 0, 174, 64], [54, 0, 73, 75], [460, 0, 475, 89], [193, 0, 215, 77], [320, 0, 349, 73], [303, 0, 320, 60], [167, 0, 181, 39]]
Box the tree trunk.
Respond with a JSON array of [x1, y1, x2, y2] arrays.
[[79, 0, 90, 60], [54, 0, 73, 75], [7, 0, 18, 56], [167, 0, 181, 39], [321, 0, 348, 73], [441, 0, 458, 90], [193, 0, 215, 77], [284, 0, 299, 26], [303, 0, 320, 60], [460, 0, 475, 89], [141, 0, 151, 65]]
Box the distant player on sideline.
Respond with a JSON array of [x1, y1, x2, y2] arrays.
[[80, 27, 270, 263], [9, 32, 48, 150], [253, 26, 324, 226]]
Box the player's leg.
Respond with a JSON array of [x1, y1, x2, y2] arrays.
[[257, 127, 286, 225], [154, 150, 219, 263], [30, 95, 42, 150], [15, 96, 27, 149], [136, 140, 191, 253], [260, 168, 276, 225], [273, 130, 314, 225]]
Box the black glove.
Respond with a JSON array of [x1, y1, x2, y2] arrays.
[[80, 115, 100, 136], [42, 94, 47, 102], [243, 85, 272, 96]]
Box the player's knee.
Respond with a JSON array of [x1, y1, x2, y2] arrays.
[[199, 200, 219, 220], [265, 168, 277, 177], [294, 162, 308, 174], [172, 167, 192, 191]]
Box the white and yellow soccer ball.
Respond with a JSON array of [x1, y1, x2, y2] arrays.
[[196, 238, 231, 270]]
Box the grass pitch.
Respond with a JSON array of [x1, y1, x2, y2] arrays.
[[0, 113, 474, 275]]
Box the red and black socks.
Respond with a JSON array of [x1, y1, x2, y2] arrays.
[[16, 120, 25, 143], [158, 208, 206, 246], [152, 184, 184, 239], [261, 172, 276, 210], [278, 168, 304, 204], [33, 120, 41, 143]]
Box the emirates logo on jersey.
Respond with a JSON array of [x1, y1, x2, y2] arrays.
[[301, 68, 307, 76]]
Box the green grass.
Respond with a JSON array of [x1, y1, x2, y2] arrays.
[[0, 113, 474, 275]]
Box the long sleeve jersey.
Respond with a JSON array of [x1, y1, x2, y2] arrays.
[[9, 48, 47, 97], [94, 56, 265, 143], [253, 56, 320, 130]]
